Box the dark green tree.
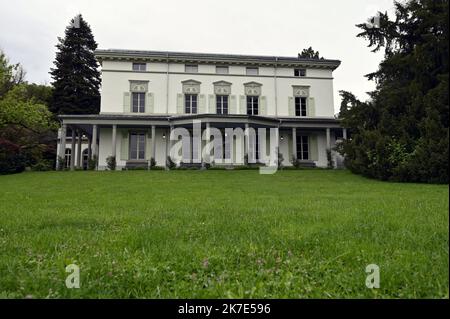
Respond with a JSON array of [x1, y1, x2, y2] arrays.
[[338, 0, 449, 183], [50, 14, 100, 115], [298, 47, 323, 59]]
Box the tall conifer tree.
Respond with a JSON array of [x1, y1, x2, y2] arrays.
[[50, 14, 100, 114]]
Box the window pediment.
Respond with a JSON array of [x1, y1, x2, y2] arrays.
[[213, 81, 232, 95], [129, 80, 148, 92], [182, 79, 201, 94], [292, 85, 310, 97], [244, 82, 262, 96]]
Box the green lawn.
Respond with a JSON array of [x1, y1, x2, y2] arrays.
[[0, 170, 448, 298]]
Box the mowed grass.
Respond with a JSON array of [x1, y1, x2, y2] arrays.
[[0, 170, 448, 299]]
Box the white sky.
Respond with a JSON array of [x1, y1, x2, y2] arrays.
[[0, 0, 396, 114]]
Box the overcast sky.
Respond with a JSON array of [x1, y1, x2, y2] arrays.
[[0, 0, 396, 113]]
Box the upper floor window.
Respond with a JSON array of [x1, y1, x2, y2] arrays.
[[295, 97, 307, 116], [247, 96, 259, 115], [132, 63, 146, 71], [185, 64, 198, 73], [294, 68, 306, 77], [185, 94, 198, 114], [216, 95, 228, 115], [246, 67, 259, 76], [132, 92, 145, 113], [216, 66, 229, 74]]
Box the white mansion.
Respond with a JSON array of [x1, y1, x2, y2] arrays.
[[56, 49, 345, 170]]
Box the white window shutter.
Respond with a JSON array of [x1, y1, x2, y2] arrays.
[[239, 95, 246, 114], [308, 97, 315, 116], [230, 95, 237, 114], [198, 94, 206, 113], [288, 97, 294, 116], [309, 134, 318, 161], [260, 96, 267, 115], [208, 94, 215, 113], [176, 94, 184, 114], [120, 131, 129, 160], [145, 93, 154, 114], [123, 92, 130, 113]]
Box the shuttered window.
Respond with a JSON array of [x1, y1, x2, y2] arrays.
[[129, 133, 145, 160], [216, 95, 228, 114], [296, 135, 309, 160], [132, 92, 145, 113], [247, 96, 259, 115], [185, 94, 198, 114], [295, 97, 307, 116]]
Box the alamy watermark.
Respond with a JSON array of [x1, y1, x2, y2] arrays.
[[168, 120, 280, 174], [65, 264, 80, 289], [365, 264, 380, 289]]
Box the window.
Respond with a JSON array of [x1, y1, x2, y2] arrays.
[[64, 149, 71, 168], [295, 97, 307, 116], [129, 133, 146, 160], [185, 94, 198, 114], [185, 64, 198, 73], [216, 66, 229, 74], [132, 63, 146, 71], [246, 67, 259, 75], [294, 68, 306, 77], [296, 135, 309, 160], [247, 96, 259, 115], [132, 92, 145, 113], [216, 95, 228, 114]]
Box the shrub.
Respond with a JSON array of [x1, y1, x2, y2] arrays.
[[31, 159, 53, 171], [56, 155, 65, 170], [166, 156, 176, 169], [149, 157, 156, 168], [88, 155, 97, 170], [106, 155, 116, 171], [0, 138, 26, 175]]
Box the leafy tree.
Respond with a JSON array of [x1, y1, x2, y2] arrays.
[[50, 14, 100, 115], [338, 0, 449, 183], [0, 50, 56, 174], [298, 47, 323, 59]]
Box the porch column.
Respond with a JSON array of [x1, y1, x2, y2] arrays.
[[111, 124, 117, 160], [76, 130, 82, 168], [70, 128, 76, 171], [342, 128, 347, 140], [326, 128, 331, 151], [165, 125, 173, 168], [205, 122, 211, 163], [57, 123, 67, 170], [244, 123, 249, 159], [292, 127, 297, 161], [92, 124, 98, 160], [151, 125, 156, 161], [87, 136, 92, 160]]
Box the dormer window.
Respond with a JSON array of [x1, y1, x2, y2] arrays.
[[246, 67, 259, 76], [294, 68, 306, 77], [185, 64, 198, 73], [132, 63, 146, 71]]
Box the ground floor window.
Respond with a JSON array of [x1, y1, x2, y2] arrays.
[[64, 148, 71, 168], [129, 133, 146, 160], [296, 135, 309, 160], [82, 149, 89, 170]]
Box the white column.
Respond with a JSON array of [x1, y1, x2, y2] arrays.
[[76, 130, 82, 168], [70, 128, 76, 171], [205, 122, 211, 163], [343, 128, 347, 140], [244, 123, 249, 159], [292, 127, 297, 160], [151, 125, 156, 161], [92, 125, 98, 158], [326, 128, 331, 151], [87, 136, 92, 160], [58, 124, 67, 169], [111, 124, 117, 159]]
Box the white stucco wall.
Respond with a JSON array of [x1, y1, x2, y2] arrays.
[[99, 60, 336, 117]]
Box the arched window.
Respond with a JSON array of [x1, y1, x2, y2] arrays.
[[64, 149, 71, 168]]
